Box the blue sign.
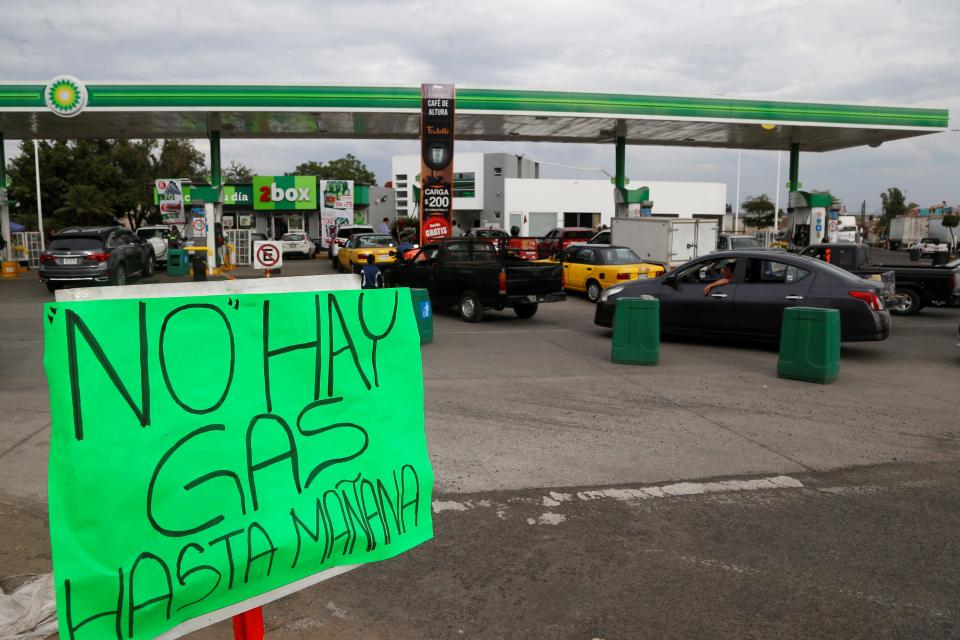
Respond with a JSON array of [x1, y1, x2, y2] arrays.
[[420, 301, 432, 319]]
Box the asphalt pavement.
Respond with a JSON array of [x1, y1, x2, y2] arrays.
[[1, 258, 958, 638]]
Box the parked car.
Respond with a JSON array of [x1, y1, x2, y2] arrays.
[[464, 227, 509, 239], [595, 250, 890, 343], [716, 233, 765, 251], [135, 224, 181, 266], [589, 229, 610, 245], [39, 226, 155, 293], [386, 237, 566, 322], [328, 224, 375, 261], [549, 244, 665, 302], [537, 227, 595, 258], [337, 233, 398, 273], [280, 232, 316, 258], [800, 243, 960, 315], [911, 237, 949, 257]]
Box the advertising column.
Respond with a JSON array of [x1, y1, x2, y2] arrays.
[[420, 83, 455, 244], [320, 179, 354, 247]]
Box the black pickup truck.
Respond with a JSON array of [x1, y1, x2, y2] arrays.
[[385, 238, 566, 322], [800, 243, 960, 315]]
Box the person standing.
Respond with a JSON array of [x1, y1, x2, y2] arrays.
[[378, 217, 391, 235], [451, 220, 464, 237]]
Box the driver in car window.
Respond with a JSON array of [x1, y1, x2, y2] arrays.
[[704, 261, 735, 296]]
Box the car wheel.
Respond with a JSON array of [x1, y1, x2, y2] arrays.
[[458, 290, 483, 323], [111, 265, 126, 286], [143, 254, 155, 278], [514, 302, 539, 319], [891, 288, 920, 316], [46, 282, 59, 293], [586, 279, 602, 303]]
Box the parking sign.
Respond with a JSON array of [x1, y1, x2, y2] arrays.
[[253, 240, 283, 270]]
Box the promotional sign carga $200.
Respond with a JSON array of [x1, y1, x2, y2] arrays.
[[43, 287, 433, 639]]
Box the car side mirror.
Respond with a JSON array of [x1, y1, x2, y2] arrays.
[[664, 273, 678, 288]]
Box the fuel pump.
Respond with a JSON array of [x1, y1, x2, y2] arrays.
[[786, 190, 834, 251]]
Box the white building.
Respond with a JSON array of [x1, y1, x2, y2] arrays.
[[391, 152, 726, 235]]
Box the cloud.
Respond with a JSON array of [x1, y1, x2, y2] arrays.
[[2, 0, 957, 211]]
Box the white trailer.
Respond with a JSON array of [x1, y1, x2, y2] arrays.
[[888, 216, 927, 249], [610, 217, 718, 268]]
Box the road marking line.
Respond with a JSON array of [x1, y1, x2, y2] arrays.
[[576, 475, 803, 502]]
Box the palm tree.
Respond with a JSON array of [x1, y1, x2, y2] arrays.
[[53, 185, 116, 227]]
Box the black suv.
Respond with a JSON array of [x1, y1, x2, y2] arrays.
[[39, 226, 155, 293]]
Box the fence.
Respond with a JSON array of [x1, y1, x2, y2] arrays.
[[225, 229, 251, 266]]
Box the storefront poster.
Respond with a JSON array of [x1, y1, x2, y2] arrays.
[[44, 288, 432, 639], [320, 180, 354, 247]]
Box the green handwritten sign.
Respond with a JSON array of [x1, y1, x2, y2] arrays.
[[43, 288, 432, 639]]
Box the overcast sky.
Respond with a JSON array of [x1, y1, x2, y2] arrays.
[[3, 0, 958, 212]]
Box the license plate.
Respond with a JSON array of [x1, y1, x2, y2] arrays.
[[377, 254, 391, 261], [62, 258, 78, 265], [638, 273, 648, 280]]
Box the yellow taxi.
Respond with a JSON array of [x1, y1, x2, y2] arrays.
[[336, 233, 398, 273], [551, 244, 665, 302]]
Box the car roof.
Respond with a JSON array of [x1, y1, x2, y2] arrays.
[[53, 226, 122, 238]]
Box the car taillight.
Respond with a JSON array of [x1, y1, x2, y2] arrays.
[[617, 273, 631, 280], [39, 253, 56, 264], [358, 253, 369, 260], [498, 268, 507, 295], [849, 290, 883, 311], [88, 252, 111, 262]]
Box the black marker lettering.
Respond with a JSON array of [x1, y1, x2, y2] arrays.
[[290, 500, 325, 569], [357, 290, 399, 387], [246, 414, 302, 511], [360, 478, 388, 547], [399, 464, 422, 532], [159, 304, 235, 414], [321, 489, 351, 562], [148, 424, 244, 537], [376, 478, 402, 542], [128, 552, 173, 638], [208, 529, 244, 590], [65, 303, 149, 441], [175, 542, 222, 611], [326, 294, 371, 397], [262, 296, 323, 412], [244, 522, 278, 583], [296, 402, 369, 489], [64, 569, 123, 640]]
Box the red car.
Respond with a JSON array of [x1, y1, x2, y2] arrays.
[[537, 227, 595, 259]]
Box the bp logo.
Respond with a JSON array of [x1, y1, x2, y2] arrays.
[[45, 75, 88, 117]]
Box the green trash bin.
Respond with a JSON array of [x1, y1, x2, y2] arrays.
[[611, 296, 659, 365], [777, 307, 840, 384], [166, 249, 190, 276], [410, 288, 433, 344]]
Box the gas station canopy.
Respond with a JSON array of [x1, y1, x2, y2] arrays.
[[0, 82, 949, 151]]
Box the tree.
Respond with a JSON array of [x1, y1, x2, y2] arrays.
[[222, 160, 255, 183], [879, 187, 907, 233], [155, 139, 207, 184], [288, 153, 376, 184], [941, 214, 959, 252], [53, 185, 115, 227], [741, 194, 776, 229]]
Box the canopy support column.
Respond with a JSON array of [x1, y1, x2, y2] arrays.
[[0, 133, 10, 261], [207, 130, 221, 272], [614, 136, 627, 217], [788, 143, 800, 192]]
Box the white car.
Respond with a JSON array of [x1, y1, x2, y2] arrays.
[[281, 233, 316, 258], [329, 225, 375, 260], [135, 225, 181, 266], [912, 237, 948, 256]]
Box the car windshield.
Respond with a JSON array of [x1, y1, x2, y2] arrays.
[[282, 234, 304, 241], [475, 229, 508, 238], [357, 235, 395, 248], [48, 237, 103, 251], [600, 247, 642, 264], [564, 230, 593, 240], [730, 237, 762, 249]]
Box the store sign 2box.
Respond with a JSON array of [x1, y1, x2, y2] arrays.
[[253, 176, 318, 210]]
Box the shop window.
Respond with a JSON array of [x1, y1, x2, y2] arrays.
[[493, 167, 502, 176]]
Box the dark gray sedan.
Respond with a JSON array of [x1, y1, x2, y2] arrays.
[[595, 250, 890, 342]]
